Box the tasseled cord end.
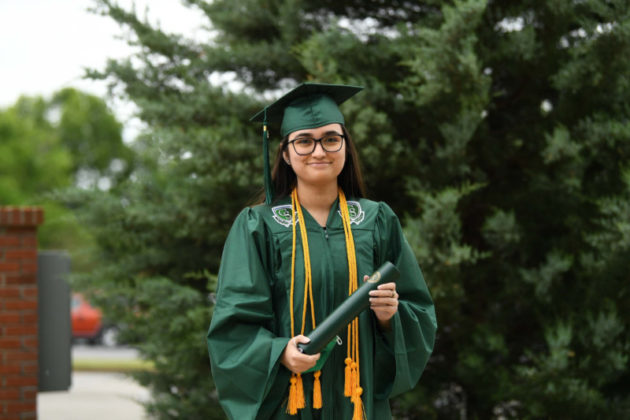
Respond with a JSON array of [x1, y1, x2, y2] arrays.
[[352, 386, 364, 420], [287, 373, 306, 415], [313, 370, 322, 409], [287, 371, 323, 414], [344, 357, 353, 397], [344, 358, 364, 420]]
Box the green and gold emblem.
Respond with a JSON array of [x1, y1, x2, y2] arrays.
[[271, 205, 295, 227], [339, 201, 364, 225]]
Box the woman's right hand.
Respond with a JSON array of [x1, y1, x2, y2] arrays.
[[280, 335, 321, 374]]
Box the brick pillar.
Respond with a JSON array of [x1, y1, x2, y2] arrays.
[[0, 207, 44, 420]]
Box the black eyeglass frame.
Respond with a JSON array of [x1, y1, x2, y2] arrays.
[[286, 133, 347, 155]]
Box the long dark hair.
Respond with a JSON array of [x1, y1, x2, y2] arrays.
[[263, 125, 366, 203]]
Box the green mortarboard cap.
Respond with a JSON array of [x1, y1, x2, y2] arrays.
[[250, 82, 363, 204]]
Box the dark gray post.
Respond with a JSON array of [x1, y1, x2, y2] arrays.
[[37, 251, 72, 392]]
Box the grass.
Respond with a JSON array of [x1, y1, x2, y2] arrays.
[[73, 358, 155, 373]]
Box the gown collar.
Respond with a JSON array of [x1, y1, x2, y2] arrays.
[[273, 194, 344, 230]]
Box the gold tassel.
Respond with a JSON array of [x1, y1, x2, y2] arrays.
[[296, 373, 305, 409], [344, 357, 353, 397], [352, 386, 364, 420], [313, 370, 322, 409], [287, 374, 298, 415], [351, 361, 358, 396]]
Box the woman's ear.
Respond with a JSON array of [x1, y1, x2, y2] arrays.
[[283, 150, 291, 166]]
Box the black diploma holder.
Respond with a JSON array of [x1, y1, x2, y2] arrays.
[[298, 261, 400, 356]]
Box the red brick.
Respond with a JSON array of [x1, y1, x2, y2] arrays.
[[20, 263, 38, 274], [7, 401, 36, 413], [0, 262, 20, 272], [0, 236, 21, 247], [22, 338, 38, 349], [0, 338, 21, 349], [4, 300, 37, 311], [5, 326, 38, 336], [21, 388, 37, 400], [0, 287, 20, 298], [22, 287, 37, 298], [22, 363, 38, 375], [0, 365, 21, 375], [0, 207, 43, 227], [0, 389, 19, 399], [20, 235, 37, 247], [13, 208, 24, 224], [21, 313, 37, 325], [5, 250, 37, 261], [5, 351, 37, 362], [10, 208, 23, 225], [10, 207, 44, 226], [0, 313, 20, 324], [33, 208, 44, 225], [6, 274, 37, 285], [0, 208, 17, 225], [24, 208, 36, 225], [3, 225, 31, 233], [5, 376, 37, 387], [22, 366, 37, 376]]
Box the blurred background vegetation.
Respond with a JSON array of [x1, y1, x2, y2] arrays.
[[3, 0, 630, 418], [0, 87, 134, 269]]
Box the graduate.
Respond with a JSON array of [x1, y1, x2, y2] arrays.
[[207, 83, 437, 420]]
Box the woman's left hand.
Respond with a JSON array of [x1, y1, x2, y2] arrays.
[[366, 276, 399, 330]]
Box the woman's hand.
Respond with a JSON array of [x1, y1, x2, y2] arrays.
[[280, 335, 321, 374], [366, 276, 399, 331]]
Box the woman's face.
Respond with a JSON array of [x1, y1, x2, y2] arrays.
[[283, 123, 346, 188]]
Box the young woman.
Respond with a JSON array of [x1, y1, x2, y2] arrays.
[[207, 83, 436, 420]]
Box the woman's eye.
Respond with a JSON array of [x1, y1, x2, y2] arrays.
[[323, 136, 341, 144], [295, 138, 314, 146]]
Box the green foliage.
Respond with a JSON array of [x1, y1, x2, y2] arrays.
[[62, 0, 630, 418], [51, 88, 133, 183], [0, 97, 73, 202], [0, 89, 133, 259]]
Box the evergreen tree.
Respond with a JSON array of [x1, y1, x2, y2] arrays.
[[65, 0, 630, 418]]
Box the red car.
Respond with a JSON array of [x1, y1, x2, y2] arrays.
[[71, 293, 118, 346]]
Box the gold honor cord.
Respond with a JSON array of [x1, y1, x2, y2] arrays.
[[288, 189, 321, 414], [286, 188, 363, 419], [339, 190, 364, 420]]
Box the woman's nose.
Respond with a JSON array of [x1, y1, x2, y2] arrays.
[[311, 141, 326, 156]]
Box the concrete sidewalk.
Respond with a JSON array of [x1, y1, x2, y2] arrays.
[[38, 371, 150, 420]]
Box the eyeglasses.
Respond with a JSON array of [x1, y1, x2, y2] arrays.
[[287, 133, 346, 155]]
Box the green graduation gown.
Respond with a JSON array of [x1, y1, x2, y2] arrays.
[[207, 197, 436, 420]]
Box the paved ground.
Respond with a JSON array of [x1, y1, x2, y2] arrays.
[[38, 371, 150, 420], [38, 345, 151, 420], [71, 343, 141, 361]]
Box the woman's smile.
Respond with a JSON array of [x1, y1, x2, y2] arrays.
[[307, 160, 332, 167]]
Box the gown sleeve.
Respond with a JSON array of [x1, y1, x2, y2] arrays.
[[372, 202, 437, 398], [207, 208, 290, 420]]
